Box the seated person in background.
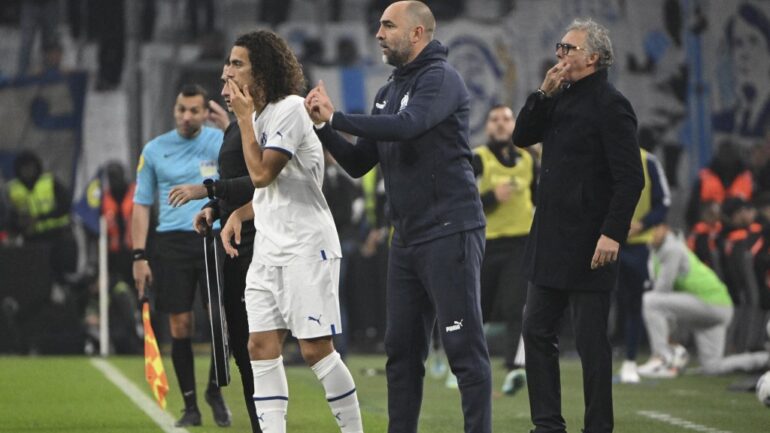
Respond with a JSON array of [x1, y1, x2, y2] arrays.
[[753, 192, 770, 310], [640, 224, 769, 378], [718, 197, 765, 353]]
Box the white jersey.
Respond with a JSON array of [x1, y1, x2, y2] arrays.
[[250, 95, 341, 265]]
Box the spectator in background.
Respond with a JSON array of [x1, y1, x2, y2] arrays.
[[752, 192, 770, 310], [472, 104, 537, 393], [718, 197, 766, 354], [260, 0, 292, 27], [687, 200, 723, 275], [616, 146, 671, 384], [5, 151, 76, 285], [685, 140, 753, 229], [640, 224, 769, 378], [186, 0, 214, 42], [37, 39, 63, 78], [92, 0, 125, 91], [0, 171, 9, 243], [102, 162, 135, 288], [93, 161, 142, 355], [17, 0, 60, 77]]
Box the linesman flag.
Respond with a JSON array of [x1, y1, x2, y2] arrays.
[[142, 299, 169, 408]]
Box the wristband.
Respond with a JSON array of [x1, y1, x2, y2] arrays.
[[536, 88, 549, 99], [203, 178, 215, 199], [132, 249, 148, 262]]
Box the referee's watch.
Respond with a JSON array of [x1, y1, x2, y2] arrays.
[[203, 178, 216, 199]]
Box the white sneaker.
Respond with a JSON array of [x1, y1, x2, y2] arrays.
[[427, 348, 448, 379], [638, 357, 679, 379], [619, 360, 640, 383], [501, 368, 527, 395], [671, 345, 690, 370], [445, 372, 458, 389]]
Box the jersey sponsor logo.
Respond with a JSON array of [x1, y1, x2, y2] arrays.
[[308, 314, 323, 326], [375, 100, 387, 109], [445, 319, 463, 333], [260, 132, 267, 147]]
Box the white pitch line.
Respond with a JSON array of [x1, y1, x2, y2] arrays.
[[637, 410, 733, 433], [91, 358, 189, 433]]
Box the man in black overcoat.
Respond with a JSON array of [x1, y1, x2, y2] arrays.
[[512, 18, 644, 433]]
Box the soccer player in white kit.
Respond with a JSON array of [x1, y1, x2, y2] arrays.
[[219, 31, 364, 433]]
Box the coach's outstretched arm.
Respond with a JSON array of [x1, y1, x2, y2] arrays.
[[307, 68, 463, 142], [305, 81, 379, 178]]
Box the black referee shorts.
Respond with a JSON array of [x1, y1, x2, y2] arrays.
[[151, 231, 209, 314]]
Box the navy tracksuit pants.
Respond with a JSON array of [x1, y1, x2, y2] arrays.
[[384, 228, 491, 433]]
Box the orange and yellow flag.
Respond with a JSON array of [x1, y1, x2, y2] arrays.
[[143, 301, 169, 409]]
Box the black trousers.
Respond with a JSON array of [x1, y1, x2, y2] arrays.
[[222, 249, 261, 433], [522, 283, 613, 433], [480, 235, 528, 369], [385, 229, 491, 433]]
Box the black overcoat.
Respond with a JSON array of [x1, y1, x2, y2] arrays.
[[513, 69, 644, 291]]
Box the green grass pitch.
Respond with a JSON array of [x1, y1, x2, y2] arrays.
[[0, 354, 767, 432]]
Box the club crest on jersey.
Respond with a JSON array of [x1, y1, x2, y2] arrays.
[[399, 92, 409, 112]]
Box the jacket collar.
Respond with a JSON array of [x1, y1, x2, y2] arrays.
[[565, 68, 608, 93], [392, 40, 447, 79]]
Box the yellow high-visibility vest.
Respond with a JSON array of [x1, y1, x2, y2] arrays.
[[8, 173, 70, 233], [475, 146, 534, 239]]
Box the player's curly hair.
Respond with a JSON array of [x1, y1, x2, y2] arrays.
[[234, 30, 306, 104]]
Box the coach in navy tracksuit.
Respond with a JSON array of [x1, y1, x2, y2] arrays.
[[305, 2, 491, 433]]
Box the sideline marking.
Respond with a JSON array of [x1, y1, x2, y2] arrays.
[[638, 410, 732, 433], [91, 358, 189, 433]]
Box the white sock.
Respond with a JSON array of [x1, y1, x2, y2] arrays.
[[311, 351, 363, 433], [251, 356, 288, 433]]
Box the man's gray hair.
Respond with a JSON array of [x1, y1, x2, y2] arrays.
[[567, 18, 614, 69]]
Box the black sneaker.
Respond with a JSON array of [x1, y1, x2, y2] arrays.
[[175, 407, 202, 427], [205, 390, 232, 427]]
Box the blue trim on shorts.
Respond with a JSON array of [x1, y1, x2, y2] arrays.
[[327, 388, 356, 402]]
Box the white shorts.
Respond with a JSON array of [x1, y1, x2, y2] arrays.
[[245, 258, 342, 339]]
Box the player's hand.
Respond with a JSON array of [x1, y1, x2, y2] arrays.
[[228, 78, 254, 121], [133, 260, 152, 299], [221, 212, 243, 258], [193, 208, 216, 234], [494, 182, 513, 203], [628, 221, 644, 237], [360, 228, 384, 257], [168, 184, 207, 207], [539, 61, 570, 97], [208, 100, 230, 131], [591, 234, 619, 270], [304, 80, 334, 124]]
